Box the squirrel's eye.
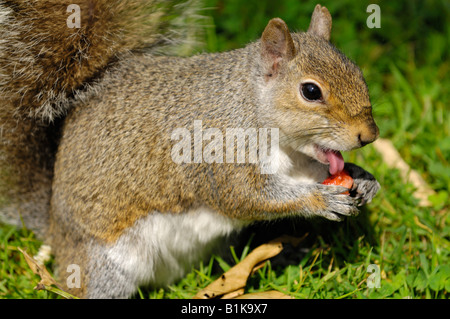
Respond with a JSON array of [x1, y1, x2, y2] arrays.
[[301, 82, 323, 102]]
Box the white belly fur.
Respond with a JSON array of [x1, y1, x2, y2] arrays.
[[99, 207, 248, 288]]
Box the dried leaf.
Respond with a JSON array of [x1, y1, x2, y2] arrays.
[[221, 288, 245, 299], [250, 261, 268, 276], [235, 290, 294, 299], [18, 247, 59, 288], [194, 235, 307, 299], [194, 238, 283, 299], [18, 247, 78, 299]]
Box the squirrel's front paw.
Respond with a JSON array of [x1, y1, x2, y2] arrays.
[[314, 184, 359, 221], [344, 163, 380, 206], [351, 178, 380, 206]]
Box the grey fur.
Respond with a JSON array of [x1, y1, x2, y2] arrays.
[[1, 4, 381, 298]]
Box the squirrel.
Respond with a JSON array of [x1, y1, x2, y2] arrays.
[[0, 1, 380, 298]]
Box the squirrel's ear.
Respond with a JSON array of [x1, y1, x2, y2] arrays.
[[307, 4, 332, 41], [261, 18, 296, 78]]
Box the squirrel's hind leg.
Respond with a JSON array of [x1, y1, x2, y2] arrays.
[[51, 207, 244, 298]]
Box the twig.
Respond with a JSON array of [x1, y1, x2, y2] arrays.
[[373, 138, 435, 207]]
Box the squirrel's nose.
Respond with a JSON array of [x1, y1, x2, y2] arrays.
[[358, 124, 379, 147]]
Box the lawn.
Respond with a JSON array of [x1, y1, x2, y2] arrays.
[[0, 0, 448, 299]]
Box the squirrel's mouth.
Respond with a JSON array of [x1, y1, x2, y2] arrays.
[[313, 144, 345, 175]]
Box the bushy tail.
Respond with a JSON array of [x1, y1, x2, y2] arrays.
[[0, 0, 205, 237]]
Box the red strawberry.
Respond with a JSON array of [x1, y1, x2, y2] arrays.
[[322, 170, 353, 195]]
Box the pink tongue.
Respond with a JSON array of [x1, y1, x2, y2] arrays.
[[325, 150, 345, 175]]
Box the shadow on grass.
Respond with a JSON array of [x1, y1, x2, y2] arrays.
[[231, 206, 378, 269]]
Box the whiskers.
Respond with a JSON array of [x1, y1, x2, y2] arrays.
[[279, 125, 339, 150]]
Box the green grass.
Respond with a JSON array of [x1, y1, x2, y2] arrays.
[[1, 0, 449, 299], [0, 226, 57, 298]]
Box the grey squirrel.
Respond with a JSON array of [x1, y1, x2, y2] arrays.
[[0, 1, 380, 298]]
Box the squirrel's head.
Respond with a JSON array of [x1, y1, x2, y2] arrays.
[[258, 5, 379, 170]]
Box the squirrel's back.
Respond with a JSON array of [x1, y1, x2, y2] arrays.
[[0, 0, 205, 236]]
